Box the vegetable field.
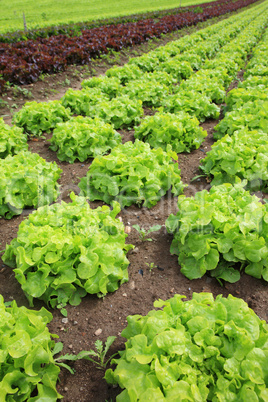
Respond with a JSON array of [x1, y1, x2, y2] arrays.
[[0, 0, 215, 33], [0, 0, 268, 400]]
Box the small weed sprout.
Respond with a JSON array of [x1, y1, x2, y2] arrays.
[[54, 336, 117, 372], [133, 224, 162, 242], [146, 262, 157, 272]]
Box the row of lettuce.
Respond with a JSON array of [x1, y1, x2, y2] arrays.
[[0, 0, 260, 92], [1, 2, 268, 401]]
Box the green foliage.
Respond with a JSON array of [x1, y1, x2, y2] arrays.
[[145, 262, 157, 272], [61, 88, 109, 115], [81, 76, 122, 99], [90, 95, 144, 129], [55, 336, 117, 372], [0, 0, 211, 34], [200, 129, 268, 191], [157, 60, 193, 81], [3, 194, 133, 308], [203, 57, 239, 78], [128, 53, 161, 72], [121, 79, 170, 107], [0, 295, 62, 401], [12, 100, 71, 137], [79, 140, 185, 208], [238, 75, 268, 90], [175, 70, 227, 103], [166, 182, 268, 282], [225, 88, 268, 111], [0, 151, 61, 219], [142, 71, 177, 87], [49, 116, 121, 163], [171, 53, 203, 70], [132, 224, 162, 242], [134, 112, 207, 153], [214, 100, 268, 139], [160, 90, 220, 123], [105, 64, 143, 85], [65, 336, 117, 370], [0, 118, 28, 157], [105, 292, 268, 401], [244, 64, 268, 79]]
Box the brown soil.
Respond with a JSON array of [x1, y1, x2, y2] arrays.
[[0, 8, 267, 402]]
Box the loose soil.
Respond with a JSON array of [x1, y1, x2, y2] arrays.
[[0, 7, 267, 401]]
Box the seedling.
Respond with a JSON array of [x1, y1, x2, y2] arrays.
[[146, 262, 157, 272], [133, 224, 162, 242], [54, 336, 117, 372]]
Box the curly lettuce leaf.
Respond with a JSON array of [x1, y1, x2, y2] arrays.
[[3, 194, 133, 307], [105, 293, 268, 401], [79, 140, 186, 208]]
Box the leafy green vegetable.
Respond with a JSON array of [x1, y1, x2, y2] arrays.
[[61, 88, 109, 115], [71, 94, 143, 129], [156, 60, 193, 81], [160, 90, 220, 123], [225, 88, 268, 111], [214, 100, 268, 139], [3, 194, 133, 308], [12, 100, 71, 137], [105, 292, 268, 401], [171, 53, 203, 70], [81, 76, 123, 99], [0, 151, 62, 219], [238, 75, 268, 90], [121, 79, 170, 107], [175, 72, 226, 104], [105, 64, 143, 85], [134, 112, 207, 153], [49, 116, 121, 163], [166, 182, 268, 282], [0, 294, 62, 401], [0, 118, 28, 157], [244, 64, 268, 78], [203, 57, 239, 79], [79, 140, 186, 208], [128, 53, 162, 72], [200, 129, 268, 191]]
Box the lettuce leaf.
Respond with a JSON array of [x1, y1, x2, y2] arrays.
[[3, 194, 133, 307], [166, 182, 268, 281], [79, 140, 186, 208], [0, 117, 28, 157], [12, 100, 71, 137], [0, 294, 62, 401], [105, 293, 268, 401], [134, 112, 207, 153], [49, 116, 121, 163], [0, 151, 62, 219]]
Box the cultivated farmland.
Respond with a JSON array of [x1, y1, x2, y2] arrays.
[[0, 0, 268, 400]]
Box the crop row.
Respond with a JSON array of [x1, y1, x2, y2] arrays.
[[1, 2, 268, 400], [200, 31, 268, 192], [3, 0, 267, 300], [0, 0, 245, 43], [0, 0, 260, 92]]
